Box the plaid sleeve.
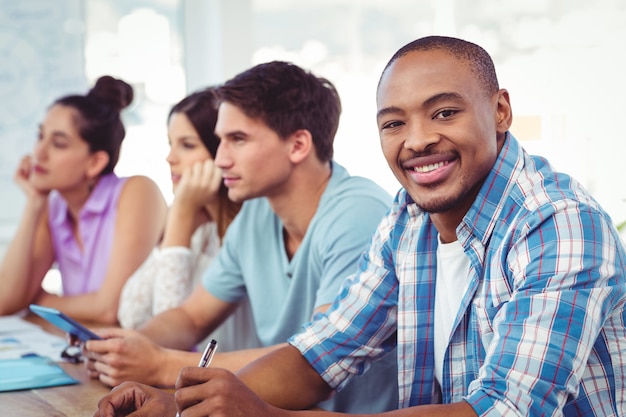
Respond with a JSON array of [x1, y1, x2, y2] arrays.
[[466, 201, 626, 417]]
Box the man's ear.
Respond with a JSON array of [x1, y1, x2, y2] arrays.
[[86, 150, 110, 178], [495, 88, 513, 134], [288, 129, 313, 164]]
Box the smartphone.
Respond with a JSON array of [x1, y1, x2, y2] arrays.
[[29, 304, 102, 342]]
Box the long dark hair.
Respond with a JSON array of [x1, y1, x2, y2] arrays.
[[169, 87, 241, 241]]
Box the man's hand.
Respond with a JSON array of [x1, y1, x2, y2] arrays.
[[174, 367, 286, 417], [83, 328, 169, 387], [92, 381, 176, 417]]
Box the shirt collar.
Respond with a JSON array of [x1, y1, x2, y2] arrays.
[[317, 160, 349, 203], [50, 173, 119, 226], [458, 132, 524, 245], [394, 133, 524, 246]]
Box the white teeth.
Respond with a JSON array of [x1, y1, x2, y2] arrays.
[[414, 161, 446, 173]]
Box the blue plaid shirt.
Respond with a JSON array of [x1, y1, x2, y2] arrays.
[[290, 133, 626, 416]]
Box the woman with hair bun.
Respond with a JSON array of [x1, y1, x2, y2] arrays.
[[0, 75, 167, 324]]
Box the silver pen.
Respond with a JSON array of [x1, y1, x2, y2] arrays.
[[197, 339, 218, 368], [175, 339, 218, 417]]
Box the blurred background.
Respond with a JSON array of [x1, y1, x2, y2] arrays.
[[1, 0, 625, 261]]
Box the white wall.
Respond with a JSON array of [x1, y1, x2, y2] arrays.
[[182, 0, 253, 92], [0, 0, 86, 259], [2, 0, 626, 263]]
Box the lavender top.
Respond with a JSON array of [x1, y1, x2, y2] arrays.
[[48, 173, 128, 295]]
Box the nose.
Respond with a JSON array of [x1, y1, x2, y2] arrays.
[[214, 141, 231, 170], [165, 147, 176, 165], [403, 117, 439, 153], [33, 138, 47, 160]]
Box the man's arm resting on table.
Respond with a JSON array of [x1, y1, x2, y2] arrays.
[[139, 286, 237, 350], [134, 341, 290, 388], [208, 302, 335, 373], [237, 344, 333, 410], [237, 345, 478, 417], [86, 286, 242, 387]]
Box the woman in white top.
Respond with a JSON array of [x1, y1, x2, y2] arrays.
[[117, 88, 261, 351]]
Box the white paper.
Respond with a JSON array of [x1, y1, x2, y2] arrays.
[[0, 315, 66, 361], [0, 315, 42, 334]]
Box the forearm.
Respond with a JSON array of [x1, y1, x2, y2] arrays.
[[36, 291, 120, 324], [236, 346, 478, 416], [296, 402, 476, 417], [160, 203, 199, 248], [259, 402, 476, 417], [212, 343, 289, 373], [140, 307, 202, 350], [159, 347, 204, 387], [237, 345, 333, 410]]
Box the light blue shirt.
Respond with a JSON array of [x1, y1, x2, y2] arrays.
[[203, 161, 399, 413]]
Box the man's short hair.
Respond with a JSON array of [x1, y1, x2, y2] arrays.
[[215, 61, 341, 162], [380, 35, 500, 97]]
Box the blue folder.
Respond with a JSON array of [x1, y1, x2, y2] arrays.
[[0, 356, 78, 392]]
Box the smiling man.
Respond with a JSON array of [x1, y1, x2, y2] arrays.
[[94, 36, 626, 417]]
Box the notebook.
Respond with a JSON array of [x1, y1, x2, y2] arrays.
[[0, 355, 78, 392]]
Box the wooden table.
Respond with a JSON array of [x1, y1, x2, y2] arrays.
[[0, 360, 112, 416], [0, 314, 112, 416]]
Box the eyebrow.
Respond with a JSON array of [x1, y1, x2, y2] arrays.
[[175, 134, 201, 141], [376, 91, 464, 120], [216, 129, 248, 140], [48, 131, 73, 141], [423, 91, 464, 108], [38, 124, 73, 140], [376, 105, 404, 120]]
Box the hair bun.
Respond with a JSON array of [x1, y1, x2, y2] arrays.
[[87, 75, 134, 111]]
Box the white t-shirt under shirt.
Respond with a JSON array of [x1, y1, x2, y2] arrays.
[[434, 236, 470, 387]]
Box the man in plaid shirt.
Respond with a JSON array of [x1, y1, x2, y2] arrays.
[[94, 36, 625, 417]]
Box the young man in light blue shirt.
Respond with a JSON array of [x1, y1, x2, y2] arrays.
[[87, 61, 398, 414]]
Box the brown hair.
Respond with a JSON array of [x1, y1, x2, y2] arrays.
[[214, 61, 341, 162], [169, 88, 241, 241], [54, 75, 133, 175]]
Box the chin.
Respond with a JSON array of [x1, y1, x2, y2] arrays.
[[227, 193, 245, 203], [408, 188, 460, 214], [30, 180, 53, 194], [227, 187, 253, 203]]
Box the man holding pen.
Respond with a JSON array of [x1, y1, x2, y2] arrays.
[[85, 60, 398, 414], [94, 36, 626, 417]]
